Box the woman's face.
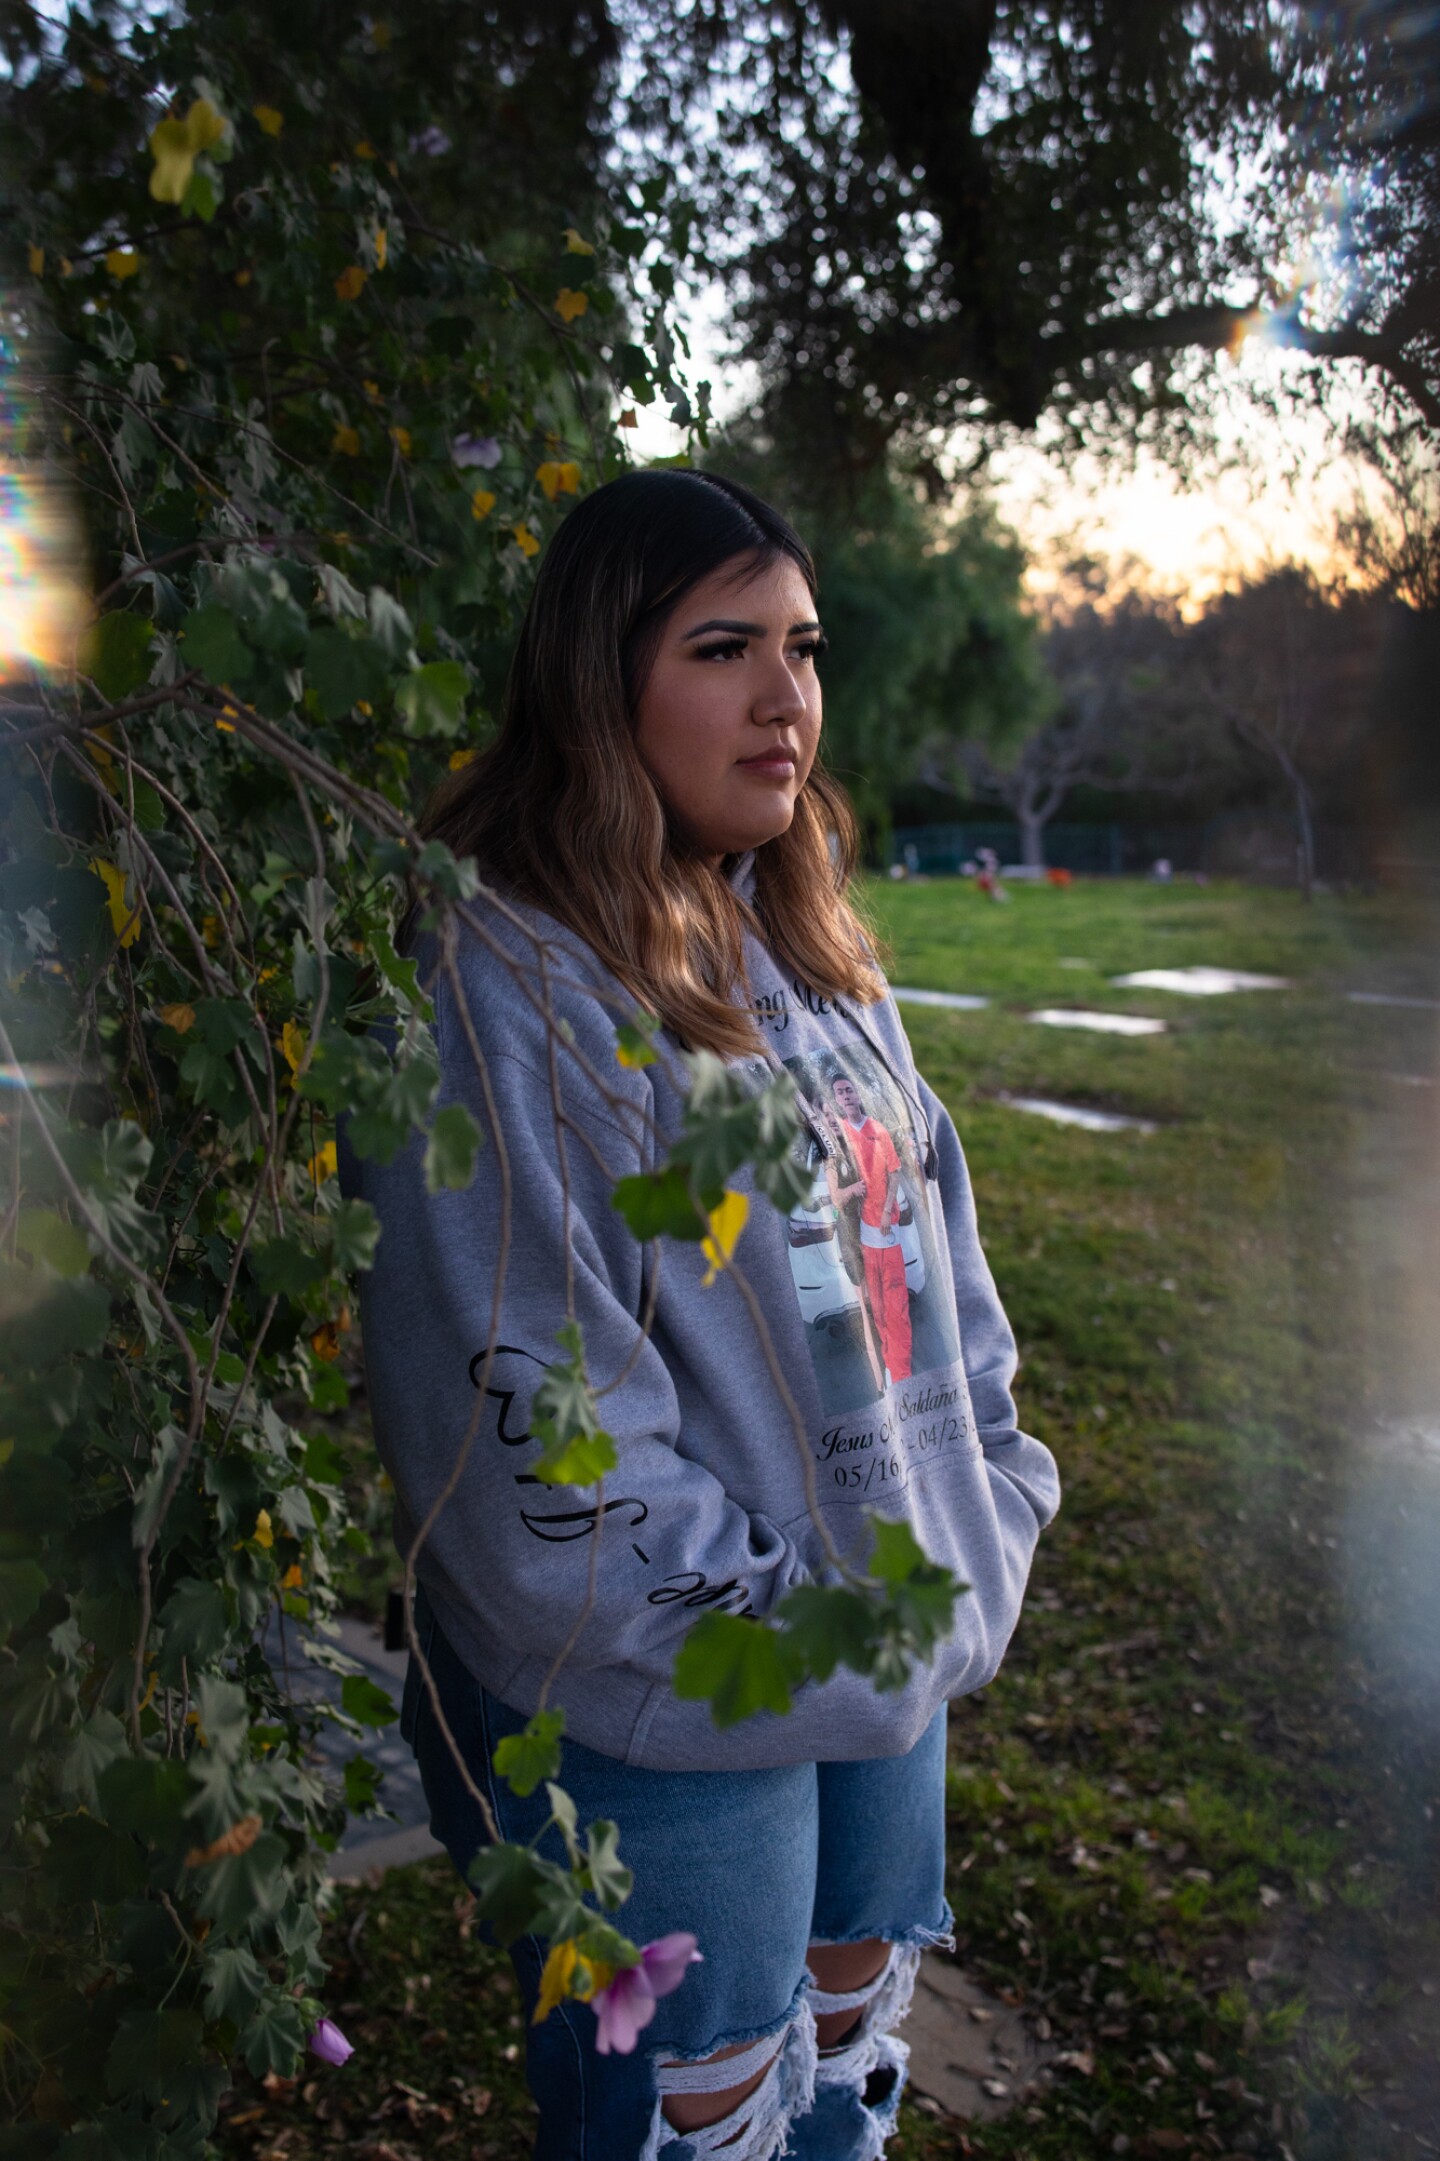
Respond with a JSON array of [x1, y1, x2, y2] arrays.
[[632, 554, 824, 862]]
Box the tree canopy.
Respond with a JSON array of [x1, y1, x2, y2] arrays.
[[621, 0, 1439, 474]]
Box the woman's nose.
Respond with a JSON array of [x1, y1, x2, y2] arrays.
[[750, 653, 808, 722]]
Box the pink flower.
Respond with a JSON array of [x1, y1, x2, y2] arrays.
[[308, 2017, 354, 2067], [592, 1933, 702, 2056]]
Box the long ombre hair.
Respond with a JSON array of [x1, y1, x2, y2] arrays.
[[421, 469, 885, 1055]]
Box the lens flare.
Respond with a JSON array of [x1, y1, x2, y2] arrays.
[[0, 331, 87, 680]]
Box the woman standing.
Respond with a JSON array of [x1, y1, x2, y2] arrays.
[[343, 470, 1059, 2160]]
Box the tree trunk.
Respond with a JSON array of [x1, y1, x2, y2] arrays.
[[1016, 802, 1047, 869], [1275, 743, 1316, 901]]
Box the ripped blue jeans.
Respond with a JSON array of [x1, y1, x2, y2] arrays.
[[402, 1588, 953, 2161]]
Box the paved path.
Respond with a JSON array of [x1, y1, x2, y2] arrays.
[[264, 1610, 444, 1878]]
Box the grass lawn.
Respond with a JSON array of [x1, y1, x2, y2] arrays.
[[217, 876, 1440, 2161]]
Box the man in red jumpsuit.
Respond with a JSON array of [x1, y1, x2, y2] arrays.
[[830, 1071, 913, 1384]]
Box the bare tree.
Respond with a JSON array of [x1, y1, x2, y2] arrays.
[[927, 571, 1199, 869], [1193, 569, 1386, 898]]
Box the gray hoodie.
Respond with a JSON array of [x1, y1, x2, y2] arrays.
[[341, 864, 1059, 1770]]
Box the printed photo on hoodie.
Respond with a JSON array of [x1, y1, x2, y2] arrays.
[[782, 1043, 961, 1417]]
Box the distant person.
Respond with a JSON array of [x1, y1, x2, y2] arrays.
[[830, 1070, 913, 1383]]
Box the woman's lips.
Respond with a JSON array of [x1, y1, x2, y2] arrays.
[[737, 752, 796, 775]]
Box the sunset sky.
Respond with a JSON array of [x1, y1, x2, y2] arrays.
[[628, 316, 1374, 612]]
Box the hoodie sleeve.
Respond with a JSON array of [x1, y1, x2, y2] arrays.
[[343, 937, 811, 1712], [917, 1071, 1061, 1532]]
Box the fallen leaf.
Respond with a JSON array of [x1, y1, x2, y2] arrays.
[[186, 1813, 263, 1867]]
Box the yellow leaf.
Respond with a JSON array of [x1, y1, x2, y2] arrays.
[[390, 424, 411, 456], [334, 264, 368, 301], [701, 1189, 749, 1287], [356, 700, 373, 716], [449, 746, 477, 770], [234, 268, 252, 287], [553, 288, 588, 324], [470, 487, 496, 522], [308, 1140, 338, 1185], [253, 103, 284, 136], [105, 249, 142, 280], [148, 97, 225, 204], [158, 1002, 196, 1034], [280, 1018, 307, 1082], [253, 1509, 274, 1549], [332, 423, 361, 457], [281, 1562, 304, 1590], [373, 226, 388, 270], [310, 1320, 342, 1363], [363, 378, 382, 400], [619, 409, 638, 428], [563, 227, 595, 256], [512, 522, 541, 559], [536, 459, 581, 502], [28, 243, 44, 277], [370, 20, 392, 48], [355, 139, 376, 160], [533, 1939, 579, 2025], [201, 913, 221, 947], [94, 859, 141, 947]]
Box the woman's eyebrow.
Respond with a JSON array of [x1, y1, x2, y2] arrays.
[[682, 617, 822, 639]]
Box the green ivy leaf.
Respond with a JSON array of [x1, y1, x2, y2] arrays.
[[423, 1102, 483, 1194], [343, 1753, 382, 1812], [251, 1236, 325, 1297], [775, 1582, 880, 1685], [531, 1428, 618, 1487], [13, 1208, 90, 1277], [45, 1813, 146, 1906], [193, 1831, 289, 1934], [104, 2006, 205, 2106], [867, 1515, 928, 1584], [0, 1271, 110, 1369], [179, 603, 250, 686], [158, 1575, 231, 1676], [0, 1557, 49, 1639], [611, 1163, 703, 1241], [328, 1196, 381, 1271], [340, 1672, 397, 1727], [240, 1992, 309, 2080], [201, 1943, 266, 2026], [672, 1612, 794, 1726], [395, 659, 469, 737], [469, 1839, 550, 1947], [302, 1431, 349, 1484], [491, 1707, 565, 1798], [304, 626, 389, 721], [80, 612, 155, 700], [95, 1753, 192, 1840], [580, 1818, 632, 1912]]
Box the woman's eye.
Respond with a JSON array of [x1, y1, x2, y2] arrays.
[[792, 635, 828, 663], [694, 639, 747, 661]]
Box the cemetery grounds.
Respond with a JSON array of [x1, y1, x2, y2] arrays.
[[215, 875, 1440, 2161]]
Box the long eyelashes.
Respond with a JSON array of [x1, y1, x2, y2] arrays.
[[693, 635, 828, 663]]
